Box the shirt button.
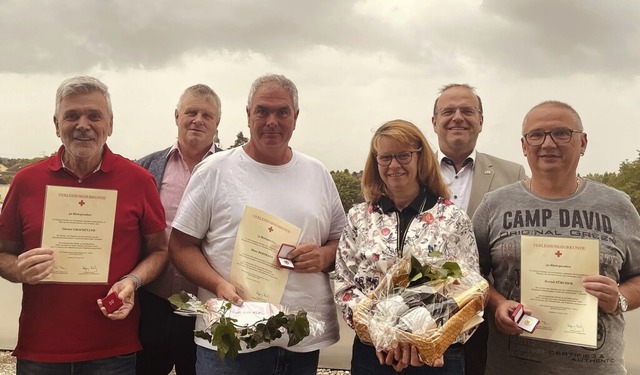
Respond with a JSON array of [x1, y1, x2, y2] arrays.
[[454, 195, 458, 199]]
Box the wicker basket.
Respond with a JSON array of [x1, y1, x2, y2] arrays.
[[352, 258, 487, 366]]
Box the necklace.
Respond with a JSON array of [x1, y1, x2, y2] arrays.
[[528, 177, 582, 195]]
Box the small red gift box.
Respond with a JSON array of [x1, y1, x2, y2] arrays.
[[511, 303, 539, 333], [277, 244, 296, 270], [103, 291, 123, 314]]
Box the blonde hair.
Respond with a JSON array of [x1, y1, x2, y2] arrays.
[[362, 119, 450, 203]]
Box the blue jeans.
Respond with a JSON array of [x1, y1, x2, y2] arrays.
[[17, 353, 136, 375], [351, 336, 465, 375], [195, 345, 319, 375]]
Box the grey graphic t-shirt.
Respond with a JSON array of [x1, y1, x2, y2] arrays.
[[473, 179, 640, 375]]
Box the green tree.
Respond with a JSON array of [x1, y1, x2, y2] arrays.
[[586, 151, 640, 213], [0, 156, 47, 167], [227, 131, 249, 149], [331, 170, 364, 212]]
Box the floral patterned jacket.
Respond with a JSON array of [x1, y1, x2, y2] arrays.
[[334, 198, 481, 332]]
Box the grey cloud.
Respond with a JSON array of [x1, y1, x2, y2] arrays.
[[475, 0, 640, 77], [1, 0, 638, 79], [0, 0, 397, 73]]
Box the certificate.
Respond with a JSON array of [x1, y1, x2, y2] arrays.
[[520, 236, 599, 347], [229, 206, 301, 304], [41, 186, 117, 284]]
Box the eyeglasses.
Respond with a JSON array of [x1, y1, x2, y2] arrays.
[[375, 150, 420, 166], [523, 128, 583, 146], [435, 106, 482, 117]]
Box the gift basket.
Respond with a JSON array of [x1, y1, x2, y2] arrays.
[[353, 252, 489, 366]]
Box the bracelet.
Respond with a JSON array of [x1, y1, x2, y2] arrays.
[[119, 274, 142, 290]]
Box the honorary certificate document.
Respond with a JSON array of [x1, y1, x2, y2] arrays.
[[230, 206, 301, 304], [520, 236, 599, 347], [41, 186, 117, 284]]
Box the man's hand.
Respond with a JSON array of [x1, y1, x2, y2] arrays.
[[493, 299, 528, 335], [97, 278, 136, 320], [16, 247, 54, 284], [583, 274, 619, 313], [287, 242, 331, 273], [214, 279, 244, 306]]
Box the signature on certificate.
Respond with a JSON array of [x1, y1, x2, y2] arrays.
[[566, 323, 585, 334], [51, 265, 68, 274], [81, 265, 99, 274]]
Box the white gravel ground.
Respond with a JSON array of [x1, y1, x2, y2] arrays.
[[0, 351, 349, 375]]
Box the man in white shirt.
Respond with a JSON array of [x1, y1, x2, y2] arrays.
[[169, 74, 346, 375]]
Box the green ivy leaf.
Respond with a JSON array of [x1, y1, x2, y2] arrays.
[[212, 317, 242, 360], [442, 261, 463, 278], [168, 291, 194, 309], [168, 292, 312, 361], [287, 311, 310, 347], [407, 255, 463, 287]]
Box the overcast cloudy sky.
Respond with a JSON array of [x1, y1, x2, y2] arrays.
[[1, 0, 638, 176]]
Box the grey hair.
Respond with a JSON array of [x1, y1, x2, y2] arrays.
[[433, 83, 483, 115], [177, 84, 222, 124], [522, 100, 583, 133], [55, 76, 112, 118], [247, 74, 299, 111]]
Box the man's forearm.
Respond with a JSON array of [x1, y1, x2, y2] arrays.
[[170, 229, 230, 295], [129, 250, 168, 286], [0, 252, 20, 283], [0, 239, 22, 283], [320, 239, 339, 272], [127, 231, 168, 286], [486, 284, 507, 313], [619, 275, 640, 311]]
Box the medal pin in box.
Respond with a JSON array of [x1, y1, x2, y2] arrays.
[[511, 303, 539, 333], [277, 243, 296, 270]]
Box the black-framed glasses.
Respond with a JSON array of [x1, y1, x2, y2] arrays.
[[435, 106, 482, 117], [523, 128, 583, 146], [375, 150, 421, 166]]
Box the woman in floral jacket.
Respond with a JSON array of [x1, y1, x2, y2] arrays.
[[334, 119, 481, 375]]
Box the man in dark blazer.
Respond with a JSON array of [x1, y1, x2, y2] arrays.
[[432, 83, 526, 375], [135, 84, 222, 375]]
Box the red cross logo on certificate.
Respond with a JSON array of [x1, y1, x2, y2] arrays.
[[268, 226, 274, 232], [78, 200, 86, 206], [555, 250, 562, 257]]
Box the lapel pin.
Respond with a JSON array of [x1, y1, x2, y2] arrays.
[[484, 170, 491, 175]]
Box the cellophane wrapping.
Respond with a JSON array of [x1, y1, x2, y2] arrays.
[[352, 253, 489, 366]]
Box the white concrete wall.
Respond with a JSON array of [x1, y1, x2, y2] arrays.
[[0, 185, 19, 350], [0, 280, 20, 349], [0, 185, 9, 205]]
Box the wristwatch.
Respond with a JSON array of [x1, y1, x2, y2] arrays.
[[618, 292, 629, 313]]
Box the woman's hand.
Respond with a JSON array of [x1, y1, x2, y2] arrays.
[[375, 343, 443, 371]]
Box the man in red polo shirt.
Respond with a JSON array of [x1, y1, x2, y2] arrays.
[[0, 76, 167, 374]]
